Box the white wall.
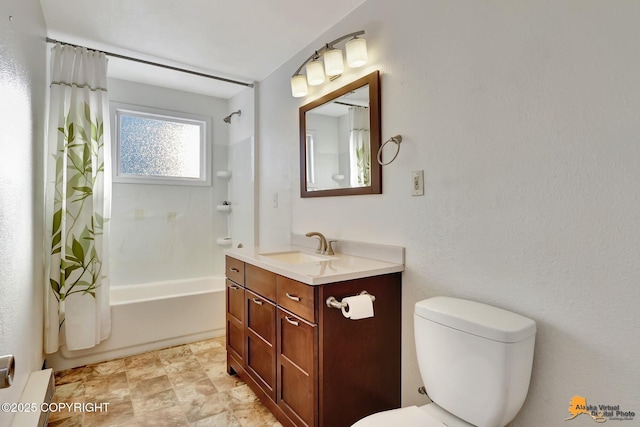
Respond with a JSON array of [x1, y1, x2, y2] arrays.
[[0, 0, 46, 423], [258, 0, 640, 425], [108, 78, 230, 284]]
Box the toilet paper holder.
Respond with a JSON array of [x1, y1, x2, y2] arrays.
[[326, 291, 375, 310], [0, 354, 15, 389]]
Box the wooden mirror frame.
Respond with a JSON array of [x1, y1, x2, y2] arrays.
[[299, 70, 381, 198]]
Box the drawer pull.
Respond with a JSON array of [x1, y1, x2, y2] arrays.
[[285, 293, 301, 302], [229, 267, 240, 273], [229, 285, 240, 290], [284, 316, 299, 326], [252, 298, 263, 305]]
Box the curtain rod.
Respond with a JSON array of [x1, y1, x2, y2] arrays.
[[335, 101, 368, 108], [46, 37, 254, 88]]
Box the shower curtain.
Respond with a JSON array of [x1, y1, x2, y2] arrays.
[[348, 106, 370, 187], [44, 44, 112, 353]]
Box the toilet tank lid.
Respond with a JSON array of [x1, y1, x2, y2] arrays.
[[415, 297, 536, 343]]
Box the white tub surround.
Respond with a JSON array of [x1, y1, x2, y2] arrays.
[[225, 235, 404, 285], [46, 276, 225, 371]]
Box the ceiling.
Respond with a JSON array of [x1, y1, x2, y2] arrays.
[[40, 0, 367, 98]]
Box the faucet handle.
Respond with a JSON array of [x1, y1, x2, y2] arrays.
[[326, 240, 337, 256]]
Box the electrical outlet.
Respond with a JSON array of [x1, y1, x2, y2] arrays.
[[273, 193, 279, 208], [411, 170, 424, 196]]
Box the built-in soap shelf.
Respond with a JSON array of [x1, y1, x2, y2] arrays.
[[216, 170, 232, 247], [216, 237, 232, 246]]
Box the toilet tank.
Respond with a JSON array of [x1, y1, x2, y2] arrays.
[[414, 297, 536, 427]]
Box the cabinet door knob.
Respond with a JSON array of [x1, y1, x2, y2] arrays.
[[284, 316, 299, 326], [229, 267, 240, 273], [285, 293, 301, 302], [252, 298, 263, 305]]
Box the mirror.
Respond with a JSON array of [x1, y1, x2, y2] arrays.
[[299, 71, 381, 197]]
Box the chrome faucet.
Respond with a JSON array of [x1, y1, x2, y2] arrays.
[[305, 232, 328, 254]]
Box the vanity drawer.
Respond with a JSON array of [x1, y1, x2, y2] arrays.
[[226, 256, 245, 285], [246, 263, 277, 302], [277, 276, 316, 323]]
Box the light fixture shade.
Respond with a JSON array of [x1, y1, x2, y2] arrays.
[[323, 48, 344, 76], [291, 74, 308, 97], [346, 37, 368, 68], [306, 59, 325, 86]]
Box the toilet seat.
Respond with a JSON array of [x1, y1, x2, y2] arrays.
[[351, 405, 446, 427], [352, 403, 476, 427]]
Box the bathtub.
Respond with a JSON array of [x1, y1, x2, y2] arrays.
[[47, 275, 226, 371]]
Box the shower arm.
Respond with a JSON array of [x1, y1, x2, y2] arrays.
[[223, 110, 242, 123]]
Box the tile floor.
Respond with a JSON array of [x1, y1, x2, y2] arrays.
[[47, 336, 282, 427]]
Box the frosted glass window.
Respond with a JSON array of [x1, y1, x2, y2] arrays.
[[112, 103, 211, 186]]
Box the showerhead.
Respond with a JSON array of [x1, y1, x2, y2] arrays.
[[223, 110, 241, 124]]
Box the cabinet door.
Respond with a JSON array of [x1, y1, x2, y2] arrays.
[[277, 308, 318, 427], [226, 279, 245, 371], [246, 290, 277, 400]]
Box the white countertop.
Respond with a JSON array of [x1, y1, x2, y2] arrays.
[[225, 245, 404, 285]]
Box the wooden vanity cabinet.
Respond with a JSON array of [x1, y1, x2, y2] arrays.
[[225, 255, 401, 427]]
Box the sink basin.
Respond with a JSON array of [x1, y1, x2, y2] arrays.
[[259, 251, 333, 264]]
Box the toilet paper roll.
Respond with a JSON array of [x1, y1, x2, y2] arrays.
[[341, 294, 374, 320]]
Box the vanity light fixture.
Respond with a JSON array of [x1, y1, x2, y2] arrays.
[[290, 30, 368, 97], [323, 48, 344, 76], [346, 37, 368, 68], [306, 57, 326, 86]]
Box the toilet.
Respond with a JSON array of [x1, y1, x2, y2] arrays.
[[353, 296, 536, 427]]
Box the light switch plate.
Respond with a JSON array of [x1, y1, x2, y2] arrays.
[[411, 170, 424, 196]]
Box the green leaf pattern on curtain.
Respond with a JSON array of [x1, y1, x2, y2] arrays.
[[49, 103, 106, 308], [349, 105, 371, 187], [355, 142, 370, 186]]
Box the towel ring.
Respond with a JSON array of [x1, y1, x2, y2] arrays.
[[377, 135, 403, 166]]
